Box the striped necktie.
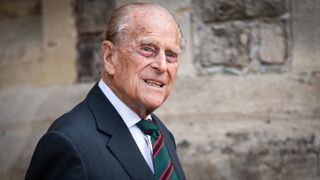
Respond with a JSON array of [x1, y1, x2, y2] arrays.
[[137, 119, 178, 180]]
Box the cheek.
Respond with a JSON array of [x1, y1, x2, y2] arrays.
[[168, 65, 178, 80], [124, 58, 145, 88], [129, 55, 154, 76], [115, 56, 136, 76]]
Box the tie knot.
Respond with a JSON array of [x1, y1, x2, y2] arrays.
[[136, 119, 159, 136]]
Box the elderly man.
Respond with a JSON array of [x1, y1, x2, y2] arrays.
[[26, 3, 186, 180]]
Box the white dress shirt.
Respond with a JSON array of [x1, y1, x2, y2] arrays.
[[98, 80, 154, 173]]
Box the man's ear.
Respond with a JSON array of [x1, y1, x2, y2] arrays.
[[102, 41, 116, 75]]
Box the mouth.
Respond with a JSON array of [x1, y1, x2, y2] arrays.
[[144, 79, 165, 88]]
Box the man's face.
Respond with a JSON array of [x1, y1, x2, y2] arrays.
[[104, 9, 181, 117]]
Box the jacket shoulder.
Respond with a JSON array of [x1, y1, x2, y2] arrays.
[[49, 100, 94, 134], [26, 130, 88, 180]]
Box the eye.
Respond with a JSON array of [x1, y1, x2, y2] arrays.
[[139, 45, 155, 57], [143, 47, 153, 52], [165, 51, 178, 63]]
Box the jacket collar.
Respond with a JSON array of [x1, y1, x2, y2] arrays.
[[86, 83, 155, 180]]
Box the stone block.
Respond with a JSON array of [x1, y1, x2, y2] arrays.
[[258, 20, 286, 64], [75, 0, 116, 82], [0, 16, 43, 87], [75, 0, 116, 34], [192, 11, 289, 75], [192, 19, 251, 74], [193, 0, 286, 22], [292, 0, 320, 72], [0, 0, 41, 17], [244, 0, 286, 18], [41, 0, 77, 85], [76, 33, 103, 82]]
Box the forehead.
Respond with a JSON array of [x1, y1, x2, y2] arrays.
[[124, 7, 180, 50]]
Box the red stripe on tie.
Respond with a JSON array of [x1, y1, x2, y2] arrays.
[[165, 165, 173, 180], [159, 161, 172, 180], [153, 136, 163, 157], [153, 137, 164, 158], [152, 131, 162, 149]]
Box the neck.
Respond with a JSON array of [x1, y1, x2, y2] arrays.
[[101, 76, 151, 119]]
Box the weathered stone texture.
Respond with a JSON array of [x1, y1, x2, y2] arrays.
[[76, 33, 104, 82], [259, 21, 286, 64], [0, 15, 43, 87], [292, 0, 320, 72], [192, 0, 290, 75], [193, 19, 251, 75], [196, 22, 251, 68], [41, 0, 77, 85], [0, 2, 42, 87], [194, 0, 286, 22], [193, 17, 287, 75], [75, 0, 116, 34], [75, 0, 116, 82], [0, 0, 41, 17], [174, 118, 320, 180]]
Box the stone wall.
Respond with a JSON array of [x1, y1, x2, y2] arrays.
[[192, 0, 290, 75], [0, 0, 77, 87], [0, 0, 42, 87], [0, 0, 319, 180], [75, 0, 116, 82]]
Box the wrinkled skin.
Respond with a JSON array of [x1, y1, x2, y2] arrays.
[[102, 7, 181, 118]]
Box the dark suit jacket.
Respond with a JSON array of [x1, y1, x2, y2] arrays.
[[25, 83, 186, 180]]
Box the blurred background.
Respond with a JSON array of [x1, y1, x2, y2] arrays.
[[0, 0, 319, 179]]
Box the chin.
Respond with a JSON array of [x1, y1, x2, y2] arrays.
[[143, 99, 164, 112]]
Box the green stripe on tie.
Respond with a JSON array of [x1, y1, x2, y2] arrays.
[[137, 119, 178, 180]]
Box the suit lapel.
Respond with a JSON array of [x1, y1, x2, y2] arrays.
[[107, 123, 154, 179], [87, 84, 154, 180]]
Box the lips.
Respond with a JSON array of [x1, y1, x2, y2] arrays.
[[144, 79, 165, 88]]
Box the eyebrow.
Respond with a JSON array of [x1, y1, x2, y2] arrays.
[[136, 37, 181, 54]]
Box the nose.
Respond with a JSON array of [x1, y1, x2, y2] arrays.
[[151, 50, 167, 73]]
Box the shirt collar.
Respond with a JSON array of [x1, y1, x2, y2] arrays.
[[98, 79, 151, 128]]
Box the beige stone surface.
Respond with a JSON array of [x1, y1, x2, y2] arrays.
[[0, 83, 91, 179], [0, 16, 42, 88], [0, 0, 77, 88], [259, 22, 286, 64], [0, 0, 40, 16], [194, 0, 286, 22], [158, 74, 320, 119], [292, 0, 320, 72], [40, 0, 77, 85]]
